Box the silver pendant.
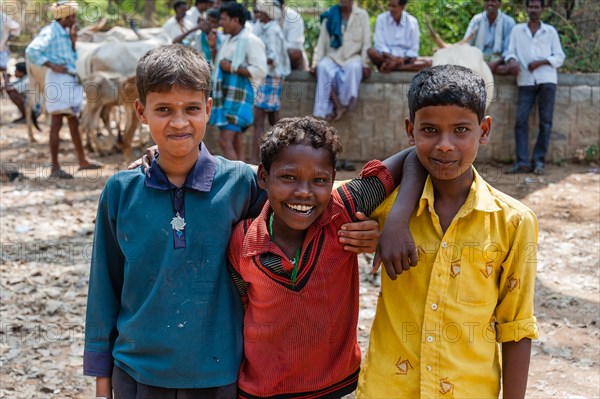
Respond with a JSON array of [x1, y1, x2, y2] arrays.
[[170, 212, 186, 237]]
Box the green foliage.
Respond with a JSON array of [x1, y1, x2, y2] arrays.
[[541, 2, 600, 73], [585, 144, 599, 161]]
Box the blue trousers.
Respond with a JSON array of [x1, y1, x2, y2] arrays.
[[514, 83, 557, 168]]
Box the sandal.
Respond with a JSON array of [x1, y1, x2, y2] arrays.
[[49, 169, 74, 179], [78, 161, 103, 171]]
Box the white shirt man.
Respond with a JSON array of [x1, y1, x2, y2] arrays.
[[373, 8, 419, 58]]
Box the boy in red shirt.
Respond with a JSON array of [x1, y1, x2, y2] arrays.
[[228, 116, 425, 398]]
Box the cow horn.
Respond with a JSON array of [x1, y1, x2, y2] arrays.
[[80, 17, 107, 34], [458, 27, 477, 45], [425, 14, 448, 49]]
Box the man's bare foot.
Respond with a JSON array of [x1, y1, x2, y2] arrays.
[[334, 106, 347, 121]]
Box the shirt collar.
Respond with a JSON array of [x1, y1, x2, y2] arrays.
[[386, 10, 406, 26], [416, 167, 501, 217], [144, 142, 217, 192], [522, 21, 549, 34], [482, 10, 503, 26], [51, 20, 70, 37], [241, 194, 345, 258]]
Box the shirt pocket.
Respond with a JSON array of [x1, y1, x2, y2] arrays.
[[455, 245, 500, 306]]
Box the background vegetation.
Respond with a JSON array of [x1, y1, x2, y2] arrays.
[[5, 0, 599, 72]]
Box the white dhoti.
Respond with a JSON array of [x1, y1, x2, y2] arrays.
[[44, 69, 83, 115], [313, 56, 363, 118]]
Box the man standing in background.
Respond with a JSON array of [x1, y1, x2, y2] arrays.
[[505, 0, 565, 175], [26, 1, 101, 179]]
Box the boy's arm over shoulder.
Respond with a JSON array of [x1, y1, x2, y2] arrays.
[[374, 148, 428, 279], [227, 219, 250, 306], [83, 174, 128, 379]]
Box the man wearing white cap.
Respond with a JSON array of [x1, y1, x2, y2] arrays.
[[26, 0, 101, 179]]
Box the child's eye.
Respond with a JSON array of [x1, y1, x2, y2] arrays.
[[314, 177, 329, 183], [282, 175, 296, 180], [187, 106, 201, 111], [423, 127, 437, 134], [455, 127, 468, 133], [156, 107, 170, 113]]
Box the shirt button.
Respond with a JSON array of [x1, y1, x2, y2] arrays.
[[441, 242, 448, 248], [427, 365, 432, 372], [431, 303, 438, 310], [176, 189, 183, 198], [427, 335, 434, 343]]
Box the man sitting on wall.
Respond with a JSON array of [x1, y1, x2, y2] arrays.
[[367, 0, 430, 72]]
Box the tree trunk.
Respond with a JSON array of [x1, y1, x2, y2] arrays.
[[144, 2, 155, 23]]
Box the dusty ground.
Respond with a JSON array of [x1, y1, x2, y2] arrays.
[[0, 104, 599, 398]]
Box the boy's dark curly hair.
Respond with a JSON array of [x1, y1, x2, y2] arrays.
[[260, 116, 343, 172], [408, 64, 487, 123]]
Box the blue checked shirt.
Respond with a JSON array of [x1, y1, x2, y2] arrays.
[[26, 21, 77, 75]]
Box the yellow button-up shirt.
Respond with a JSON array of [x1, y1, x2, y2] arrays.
[[358, 169, 539, 398]]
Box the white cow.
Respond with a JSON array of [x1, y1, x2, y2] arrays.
[[78, 25, 164, 43], [76, 34, 170, 81], [428, 23, 495, 108]]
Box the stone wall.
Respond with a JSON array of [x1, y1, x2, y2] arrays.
[[203, 71, 600, 163]]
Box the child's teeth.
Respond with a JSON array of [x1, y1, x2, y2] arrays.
[[288, 204, 312, 212]]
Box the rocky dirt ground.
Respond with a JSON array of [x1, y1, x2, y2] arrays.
[[0, 103, 599, 398]]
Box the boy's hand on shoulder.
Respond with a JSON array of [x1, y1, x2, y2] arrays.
[[372, 224, 417, 280], [339, 212, 380, 254], [127, 145, 158, 172]]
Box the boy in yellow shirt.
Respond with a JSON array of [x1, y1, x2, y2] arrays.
[[358, 65, 539, 398]]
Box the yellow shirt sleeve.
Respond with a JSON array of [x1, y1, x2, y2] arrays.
[[495, 209, 540, 342]]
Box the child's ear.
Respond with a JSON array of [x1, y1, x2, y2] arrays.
[[134, 99, 148, 125], [479, 116, 492, 145], [257, 164, 269, 190], [205, 97, 213, 120], [405, 117, 416, 146]]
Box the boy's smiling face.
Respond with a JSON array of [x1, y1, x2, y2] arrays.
[[406, 105, 491, 181], [258, 144, 335, 233], [135, 85, 212, 164]]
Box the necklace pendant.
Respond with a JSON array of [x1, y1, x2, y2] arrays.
[[170, 212, 186, 233]]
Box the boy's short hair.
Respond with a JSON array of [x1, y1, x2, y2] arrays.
[[408, 65, 487, 123], [220, 2, 248, 26], [260, 116, 342, 172], [398, 0, 408, 5], [15, 62, 26, 74], [136, 44, 211, 105]]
